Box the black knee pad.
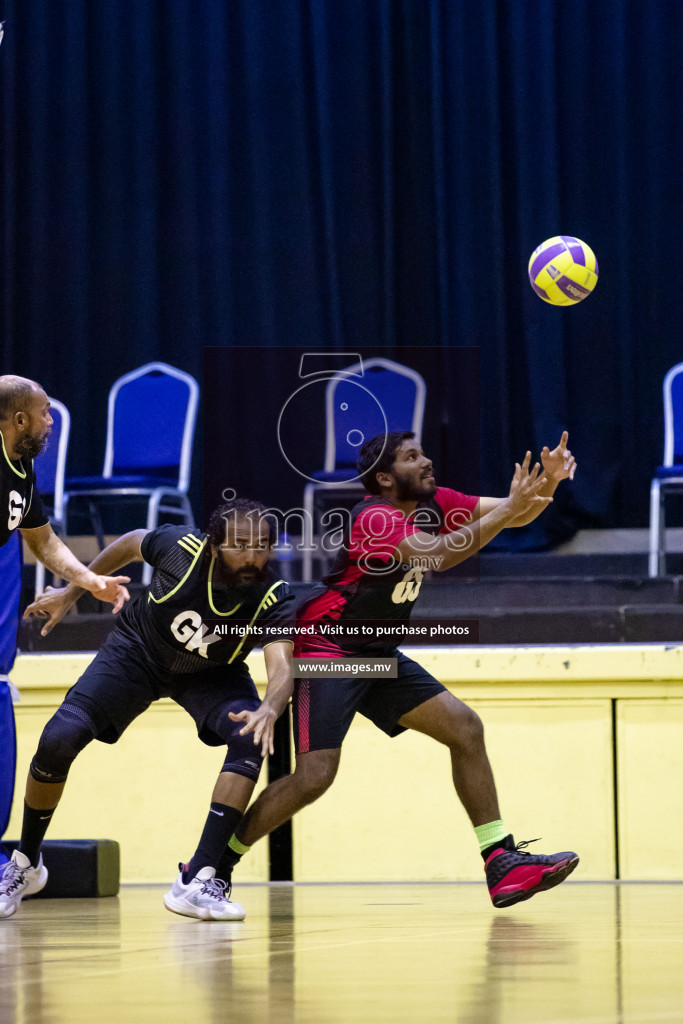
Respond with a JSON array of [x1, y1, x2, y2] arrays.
[[30, 704, 97, 784], [221, 728, 264, 783]]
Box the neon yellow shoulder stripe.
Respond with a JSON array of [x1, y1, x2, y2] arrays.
[[228, 580, 287, 664], [180, 533, 202, 550], [148, 537, 207, 604]]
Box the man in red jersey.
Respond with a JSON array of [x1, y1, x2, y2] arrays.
[[219, 431, 579, 908]]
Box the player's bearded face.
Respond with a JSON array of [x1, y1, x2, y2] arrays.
[[15, 392, 52, 459], [391, 453, 437, 501], [393, 471, 437, 501], [14, 429, 49, 460], [386, 440, 437, 501], [215, 517, 272, 585], [217, 560, 270, 585]]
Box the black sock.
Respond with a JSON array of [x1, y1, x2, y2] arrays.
[[184, 803, 243, 882], [18, 802, 56, 867]]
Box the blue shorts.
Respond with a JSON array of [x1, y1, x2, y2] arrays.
[[292, 651, 446, 753], [64, 633, 260, 746]]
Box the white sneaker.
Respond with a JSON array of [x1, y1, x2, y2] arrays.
[[0, 850, 48, 919], [163, 865, 246, 921]]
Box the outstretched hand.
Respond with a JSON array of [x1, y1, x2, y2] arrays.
[[506, 451, 554, 517], [25, 574, 131, 637], [87, 575, 131, 612], [541, 431, 577, 482], [229, 707, 277, 758], [24, 586, 74, 637]]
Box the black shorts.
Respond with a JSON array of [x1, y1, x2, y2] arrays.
[[64, 635, 260, 746], [292, 651, 446, 753]]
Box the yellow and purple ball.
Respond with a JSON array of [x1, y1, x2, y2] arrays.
[[528, 236, 599, 306]]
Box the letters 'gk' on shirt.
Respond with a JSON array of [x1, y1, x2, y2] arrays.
[[0, 434, 49, 548], [113, 525, 295, 674]]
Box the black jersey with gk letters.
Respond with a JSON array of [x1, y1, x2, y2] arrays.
[[0, 438, 49, 547], [112, 525, 295, 674]]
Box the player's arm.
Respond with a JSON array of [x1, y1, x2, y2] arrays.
[[395, 453, 553, 571], [469, 432, 577, 528], [21, 523, 133, 606], [228, 640, 294, 758], [23, 529, 148, 635]]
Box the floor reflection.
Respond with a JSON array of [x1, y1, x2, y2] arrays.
[[1, 884, 683, 1024]]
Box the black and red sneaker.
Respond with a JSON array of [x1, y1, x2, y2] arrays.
[[484, 836, 579, 908]]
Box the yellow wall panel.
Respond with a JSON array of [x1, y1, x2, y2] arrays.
[[617, 699, 683, 879], [13, 646, 683, 883]]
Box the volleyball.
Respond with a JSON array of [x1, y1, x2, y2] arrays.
[[528, 236, 598, 306]]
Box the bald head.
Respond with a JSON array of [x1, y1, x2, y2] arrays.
[[0, 376, 52, 460], [0, 375, 43, 423]]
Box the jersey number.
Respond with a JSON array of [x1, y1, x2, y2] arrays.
[[7, 491, 25, 532], [391, 568, 424, 605]]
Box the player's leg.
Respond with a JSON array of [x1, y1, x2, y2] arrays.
[[164, 773, 256, 922], [396, 669, 578, 908], [183, 726, 263, 881], [227, 746, 341, 850], [398, 690, 500, 826], [188, 770, 255, 880], [0, 702, 97, 919], [0, 640, 155, 920], [165, 679, 269, 920], [21, 703, 98, 854], [218, 674, 358, 877]]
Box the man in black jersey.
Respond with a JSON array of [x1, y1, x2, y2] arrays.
[[0, 498, 294, 921], [0, 375, 130, 605], [221, 432, 581, 909]]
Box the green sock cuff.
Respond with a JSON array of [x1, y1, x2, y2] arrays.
[[474, 820, 507, 853], [227, 834, 251, 857]]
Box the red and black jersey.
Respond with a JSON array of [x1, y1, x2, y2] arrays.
[[0, 435, 49, 547], [296, 486, 478, 656]]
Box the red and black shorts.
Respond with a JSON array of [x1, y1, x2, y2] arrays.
[[292, 651, 446, 753]]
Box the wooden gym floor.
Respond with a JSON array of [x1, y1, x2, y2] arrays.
[[1, 881, 682, 1024]]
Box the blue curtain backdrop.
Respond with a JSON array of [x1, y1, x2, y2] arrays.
[[2, 0, 682, 543]]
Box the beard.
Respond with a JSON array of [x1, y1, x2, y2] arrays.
[[394, 473, 437, 502], [15, 429, 50, 460], [213, 560, 271, 597]]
